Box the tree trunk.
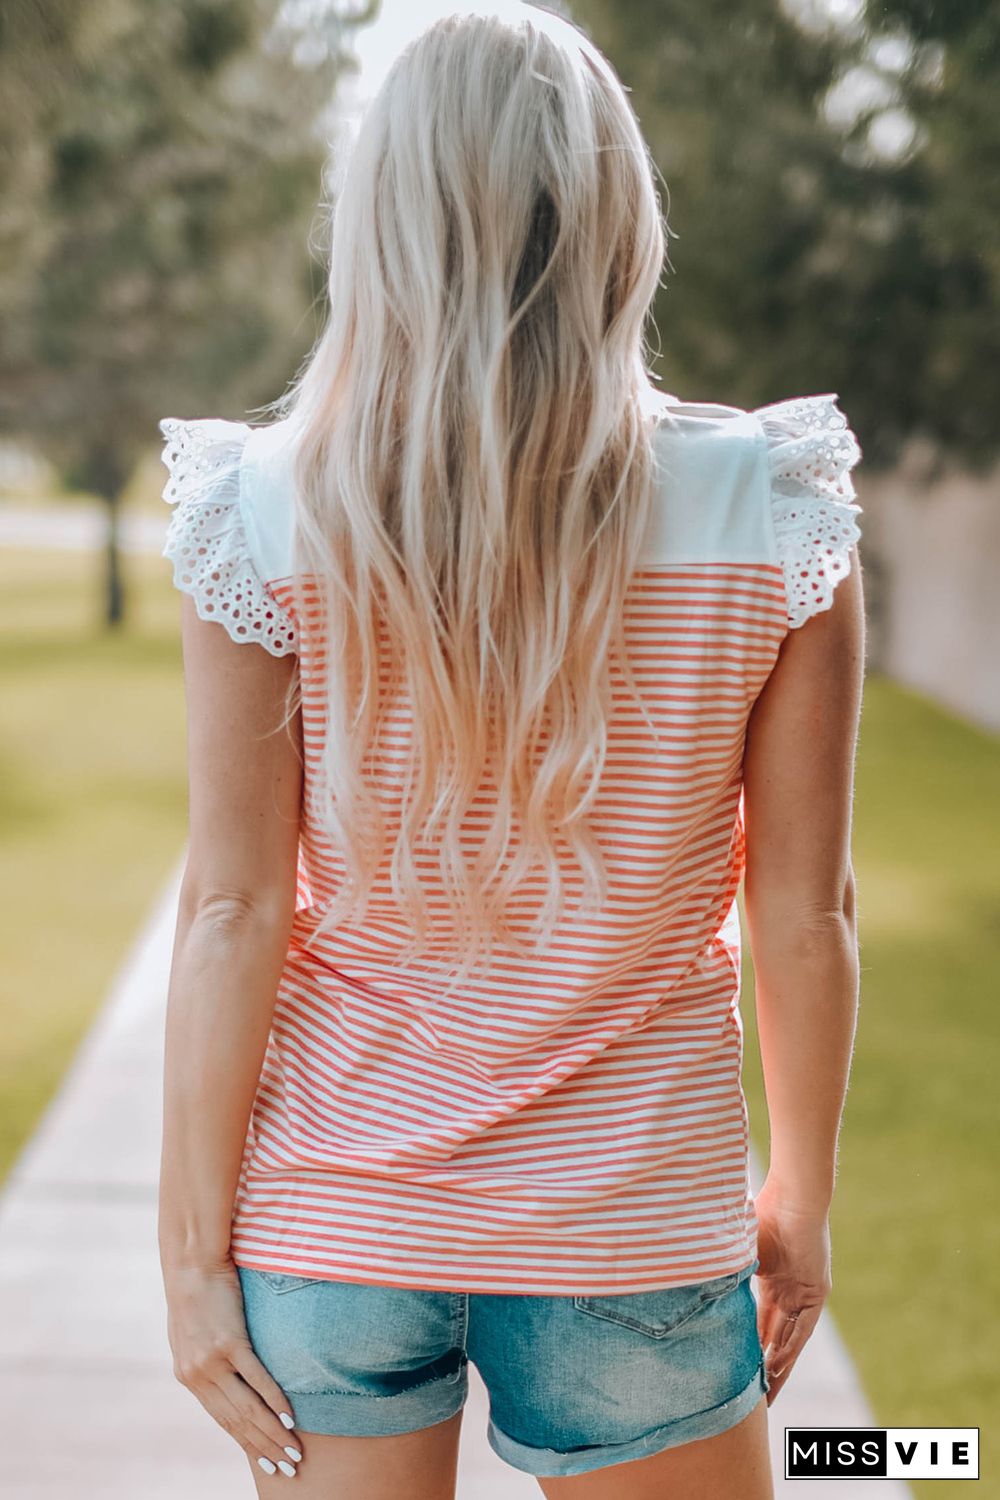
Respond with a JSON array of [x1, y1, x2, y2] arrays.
[[104, 488, 125, 627], [83, 437, 128, 631]]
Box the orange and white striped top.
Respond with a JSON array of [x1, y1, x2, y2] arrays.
[[159, 389, 862, 1294]]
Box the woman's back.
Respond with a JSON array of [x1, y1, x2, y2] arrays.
[[159, 384, 862, 1296], [155, 15, 864, 1487]]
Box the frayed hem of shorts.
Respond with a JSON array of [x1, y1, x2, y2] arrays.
[[281, 1373, 467, 1438], [486, 1359, 768, 1478]]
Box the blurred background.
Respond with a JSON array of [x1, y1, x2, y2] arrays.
[[1, 1, 998, 1495]]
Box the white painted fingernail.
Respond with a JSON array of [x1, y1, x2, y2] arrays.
[[284, 1446, 302, 1462], [279, 1411, 295, 1429], [277, 1459, 296, 1477], [258, 1456, 277, 1474]]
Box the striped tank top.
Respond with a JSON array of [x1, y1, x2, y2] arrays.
[[159, 388, 862, 1294]]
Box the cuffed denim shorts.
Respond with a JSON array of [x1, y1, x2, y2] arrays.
[[237, 1256, 769, 1478]]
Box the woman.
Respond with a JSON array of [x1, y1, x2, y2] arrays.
[[157, 5, 863, 1496]]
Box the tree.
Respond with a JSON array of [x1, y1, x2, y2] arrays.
[[0, 0, 365, 623], [854, 0, 1000, 465], [569, 0, 1000, 470]]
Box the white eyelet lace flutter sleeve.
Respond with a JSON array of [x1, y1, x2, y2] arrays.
[[756, 393, 863, 630], [158, 417, 298, 656]]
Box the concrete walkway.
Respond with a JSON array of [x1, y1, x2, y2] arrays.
[[0, 859, 910, 1498], [0, 500, 166, 555]]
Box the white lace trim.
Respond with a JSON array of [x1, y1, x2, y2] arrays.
[[158, 417, 298, 657], [756, 393, 863, 630]]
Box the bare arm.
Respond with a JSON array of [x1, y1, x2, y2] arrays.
[[158, 594, 306, 1476], [158, 594, 302, 1268], [742, 544, 866, 1393]]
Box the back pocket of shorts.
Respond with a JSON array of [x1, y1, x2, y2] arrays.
[[572, 1270, 741, 1339], [255, 1269, 323, 1296]]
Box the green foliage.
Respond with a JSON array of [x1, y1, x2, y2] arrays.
[[3, 0, 998, 491], [863, 2, 1000, 462], [571, 0, 1000, 469], [0, 0, 355, 497]]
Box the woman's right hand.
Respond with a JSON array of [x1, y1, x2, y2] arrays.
[[753, 1175, 834, 1404], [162, 1254, 305, 1478]]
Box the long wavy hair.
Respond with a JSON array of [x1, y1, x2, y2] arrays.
[[267, 2, 669, 991]]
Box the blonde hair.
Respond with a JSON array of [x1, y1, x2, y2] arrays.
[[268, 2, 668, 991]]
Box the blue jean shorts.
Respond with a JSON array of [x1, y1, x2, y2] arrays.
[[237, 1257, 769, 1478]]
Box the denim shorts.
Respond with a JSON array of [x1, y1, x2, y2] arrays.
[[237, 1256, 769, 1478]]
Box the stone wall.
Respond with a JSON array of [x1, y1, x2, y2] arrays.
[[857, 440, 1000, 736]]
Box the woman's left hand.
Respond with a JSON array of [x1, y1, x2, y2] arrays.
[[162, 1255, 304, 1478]]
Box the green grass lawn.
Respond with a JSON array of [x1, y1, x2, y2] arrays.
[[2, 548, 997, 1494], [0, 545, 188, 1183], [742, 677, 1000, 1498]]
